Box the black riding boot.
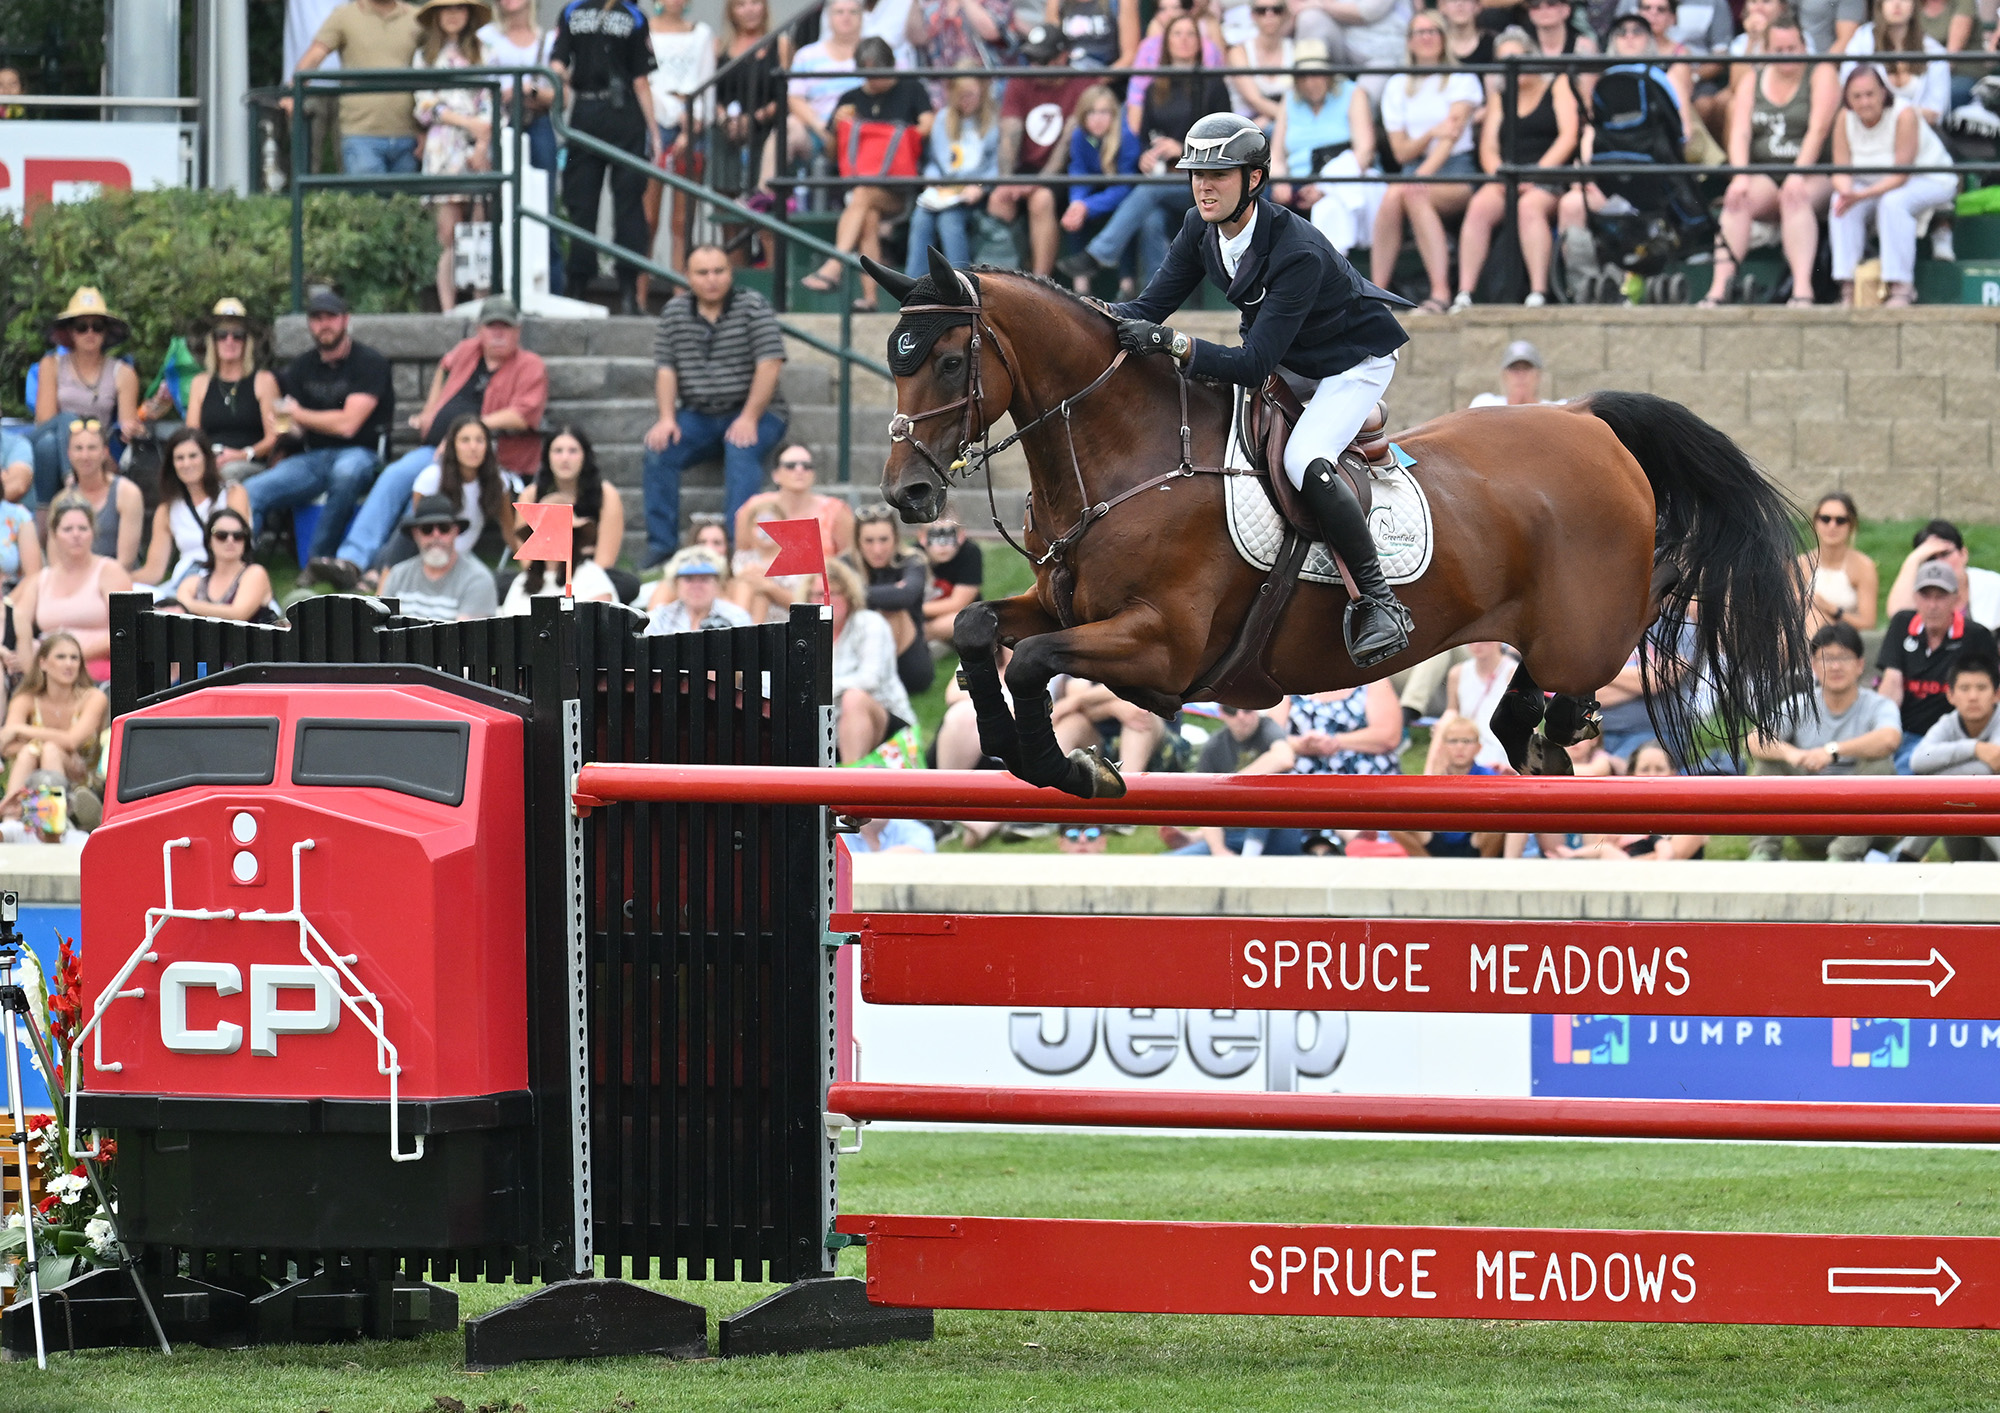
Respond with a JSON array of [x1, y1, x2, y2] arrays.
[[1299, 456, 1413, 669]]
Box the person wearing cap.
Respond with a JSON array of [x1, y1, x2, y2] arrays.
[[29, 288, 142, 512], [1469, 340, 1550, 407], [644, 547, 755, 634], [380, 494, 499, 622], [1878, 558, 1999, 770], [252, 289, 395, 564], [412, 0, 498, 312], [1886, 519, 2000, 630], [308, 295, 546, 590], [186, 298, 283, 482], [986, 25, 1093, 278], [1101, 110, 1418, 670], [292, 0, 424, 176]]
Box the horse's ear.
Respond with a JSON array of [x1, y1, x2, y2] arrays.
[[860, 255, 920, 304], [926, 246, 966, 305]]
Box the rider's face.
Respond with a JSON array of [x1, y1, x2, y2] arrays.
[[1191, 167, 1248, 223]]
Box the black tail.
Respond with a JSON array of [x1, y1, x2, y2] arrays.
[[1585, 390, 1811, 769]]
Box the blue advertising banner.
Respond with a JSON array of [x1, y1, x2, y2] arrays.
[[1533, 1013, 2000, 1103], [6, 905, 80, 1110]]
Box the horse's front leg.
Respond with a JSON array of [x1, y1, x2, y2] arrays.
[[1004, 603, 1187, 800], [952, 594, 1063, 772]]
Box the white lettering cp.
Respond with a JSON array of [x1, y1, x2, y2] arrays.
[[160, 962, 340, 1057]]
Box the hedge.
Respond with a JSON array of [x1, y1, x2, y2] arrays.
[[0, 188, 440, 417]]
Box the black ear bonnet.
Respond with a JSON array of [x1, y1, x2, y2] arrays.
[[886, 269, 978, 376]]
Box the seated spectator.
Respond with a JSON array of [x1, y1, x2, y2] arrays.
[[413, 0, 496, 312], [1429, 640, 1517, 770], [1531, 0, 1600, 110], [1047, 0, 1142, 69], [1887, 519, 2000, 628], [185, 298, 282, 484], [1268, 43, 1383, 258], [1842, 0, 1951, 120], [849, 504, 935, 695], [382, 495, 500, 622], [824, 556, 918, 764], [1170, 703, 1301, 856], [788, 0, 863, 165], [1799, 491, 1879, 636], [1290, 0, 1415, 69], [0, 66, 22, 116], [1056, 17, 1225, 286], [1628, 0, 1736, 136], [1565, 735, 1619, 774], [1878, 560, 1998, 768], [516, 427, 633, 603], [730, 444, 856, 621], [986, 26, 1092, 278], [797, 38, 933, 309], [1701, 8, 1836, 308], [1059, 823, 1109, 853], [1227, 0, 1294, 126], [135, 431, 253, 597], [1594, 644, 1656, 766], [1909, 655, 2000, 860], [1055, 85, 1146, 290], [404, 416, 516, 569], [1392, 714, 1504, 857], [920, 516, 983, 646], [1052, 678, 1169, 777], [1287, 680, 1403, 776], [60, 419, 143, 572], [1829, 63, 1956, 307], [29, 289, 141, 513], [641, 247, 788, 567], [311, 298, 542, 590], [645, 511, 733, 613], [1371, 14, 1482, 313], [1554, 16, 1698, 249], [1126, 0, 1227, 134], [1468, 339, 1550, 407], [1453, 27, 1577, 309], [845, 814, 939, 852], [904, 68, 1001, 276], [11, 496, 133, 684], [1920, 0, 1980, 110], [1729, 0, 1807, 58], [1439, 0, 1494, 65], [174, 509, 280, 624], [644, 547, 754, 632], [500, 524, 618, 612], [0, 461, 35, 597], [1576, 739, 1709, 859], [251, 290, 394, 566], [0, 632, 108, 823], [908, 0, 1012, 107]]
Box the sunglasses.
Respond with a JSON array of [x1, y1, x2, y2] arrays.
[[1252, 5, 1284, 13], [1411, 26, 1445, 36], [69, 320, 108, 335], [1062, 826, 1103, 842], [1816, 513, 1851, 526], [210, 528, 246, 543], [415, 523, 458, 538], [214, 327, 248, 342], [72, 417, 104, 433], [778, 458, 814, 469]]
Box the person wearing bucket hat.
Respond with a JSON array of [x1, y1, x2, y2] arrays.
[[644, 547, 754, 634], [28, 288, 142, 512], [380, 494, 499, 622], [413, 0, 497, 311], [293, 0, 424, 176], [186, 297, 283, 482]]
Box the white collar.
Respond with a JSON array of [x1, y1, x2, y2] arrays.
[[1218, 204, 1258, 278]]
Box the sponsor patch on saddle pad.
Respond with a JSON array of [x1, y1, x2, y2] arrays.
[[1221, 400, 1434, 585]]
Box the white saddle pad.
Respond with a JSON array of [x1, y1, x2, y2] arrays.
[[1221, 397, 1434, 586]]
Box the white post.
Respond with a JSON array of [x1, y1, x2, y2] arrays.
[[105, 0, 181, 125]]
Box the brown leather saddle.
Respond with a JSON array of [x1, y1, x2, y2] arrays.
[[1186, 378, 1396, 704]]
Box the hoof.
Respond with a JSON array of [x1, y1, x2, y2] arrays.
[[1526, 735, 1574, 776], [1067, 746, 1128, 800]]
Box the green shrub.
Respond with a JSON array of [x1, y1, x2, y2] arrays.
[[0, 188, 438, 416]]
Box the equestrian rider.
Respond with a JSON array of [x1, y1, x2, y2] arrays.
[[1110, 110, 1416, 669]]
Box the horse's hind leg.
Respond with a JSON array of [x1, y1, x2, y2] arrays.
[[1491, 665, 1548, 774]]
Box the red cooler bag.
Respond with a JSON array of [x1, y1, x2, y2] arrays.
[[836, 117, 922, 179]]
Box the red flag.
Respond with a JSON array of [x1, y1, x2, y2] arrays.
[[513, 501, 576, 597], [760, 517, 829, 604]]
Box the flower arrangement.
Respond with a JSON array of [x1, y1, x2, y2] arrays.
[[0, 934, 119, 1297]]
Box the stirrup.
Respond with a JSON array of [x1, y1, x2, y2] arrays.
[[1344, 597, 1414, 670]]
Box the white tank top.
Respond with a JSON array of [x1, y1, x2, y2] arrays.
[[1455, 654, 1517, 769], [167, 494, 215, 570], [1843, 96, 1949, 174]]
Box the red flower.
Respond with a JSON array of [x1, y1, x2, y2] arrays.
[[94, 1138, 117, 1164], [25, 1115, 51, 1132], [36, 1194, 58, 1215]]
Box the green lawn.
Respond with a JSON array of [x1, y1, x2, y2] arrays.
[[15, 1133, 2000, 1412]]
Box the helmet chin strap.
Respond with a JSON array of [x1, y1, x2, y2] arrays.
[[1223, 167, 1262, 226]]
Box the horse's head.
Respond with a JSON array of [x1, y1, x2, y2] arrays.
[[863, 247, 1014, 525]]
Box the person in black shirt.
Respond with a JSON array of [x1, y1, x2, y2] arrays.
[[921, 517, 982, 646], [551, 0, 663, 313], [798, 37, 932, 310], [1168, 706, 1302, 856], [1878, 560, 2000, 771], [248, 289, 396, 563]]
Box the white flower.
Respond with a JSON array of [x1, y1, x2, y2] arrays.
[[84, 1217, 117, 1261], [4, 1212, 23, 1229], [49, 1174, 88, 1204]]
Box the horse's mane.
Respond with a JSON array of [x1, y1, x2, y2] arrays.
[[965, 265, 1118, 326]]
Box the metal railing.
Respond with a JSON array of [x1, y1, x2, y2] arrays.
[[279, 64, 889, 483]]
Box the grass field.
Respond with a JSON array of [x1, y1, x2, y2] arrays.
[[11, 1133, 2000, 1413]]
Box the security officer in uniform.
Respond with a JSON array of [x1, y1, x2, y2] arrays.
[[1110, 111, 1417, 669], [550, 0, 664, 314]]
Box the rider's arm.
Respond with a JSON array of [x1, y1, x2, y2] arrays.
[[1180, 246, 1314, 386]]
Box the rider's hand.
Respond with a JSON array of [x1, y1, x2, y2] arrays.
[[1117, 319, 1189, 361]]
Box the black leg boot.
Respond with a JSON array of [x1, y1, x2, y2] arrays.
[[1299, 457, 1413, 669]]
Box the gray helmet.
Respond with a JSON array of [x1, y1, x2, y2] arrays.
[[1175, 112, 1270, 222]]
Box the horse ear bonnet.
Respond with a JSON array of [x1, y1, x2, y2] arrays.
[[886, 268, 978, 377]]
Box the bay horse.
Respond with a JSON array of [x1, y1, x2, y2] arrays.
[[862, 249, 1809, 799]]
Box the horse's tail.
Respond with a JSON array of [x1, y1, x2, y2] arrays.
[[1584, 389, 1811, 768]]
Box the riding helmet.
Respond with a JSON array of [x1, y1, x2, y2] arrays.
[[1176, 112, 1271, 222]]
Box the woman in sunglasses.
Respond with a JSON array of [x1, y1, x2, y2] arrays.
[[1224, 0, 1293, 126], [174, 508, 279, 624], [135, 430, 252, 597], [28, 288, 141, 512], [185, 297, 281, 483], [1798, 491, 1878, 636]]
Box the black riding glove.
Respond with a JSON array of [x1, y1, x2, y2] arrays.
[[1117, 319, 1191, 361]]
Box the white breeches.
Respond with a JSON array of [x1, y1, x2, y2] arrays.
[[1282, 351, 1400, 489], [1828, 172, 1958, 284]]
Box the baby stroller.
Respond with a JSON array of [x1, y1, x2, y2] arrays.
[[1562, 62, 1718, 304]]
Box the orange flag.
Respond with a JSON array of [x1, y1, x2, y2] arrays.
[[760, 517, 829, 604], [513, 501, 574, 597]]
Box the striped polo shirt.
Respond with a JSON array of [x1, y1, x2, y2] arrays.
[[652, 286, 788, 418]]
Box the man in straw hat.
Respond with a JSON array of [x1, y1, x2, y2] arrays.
[[28, 288, 140, 512], [292, 0, 424, 175]]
